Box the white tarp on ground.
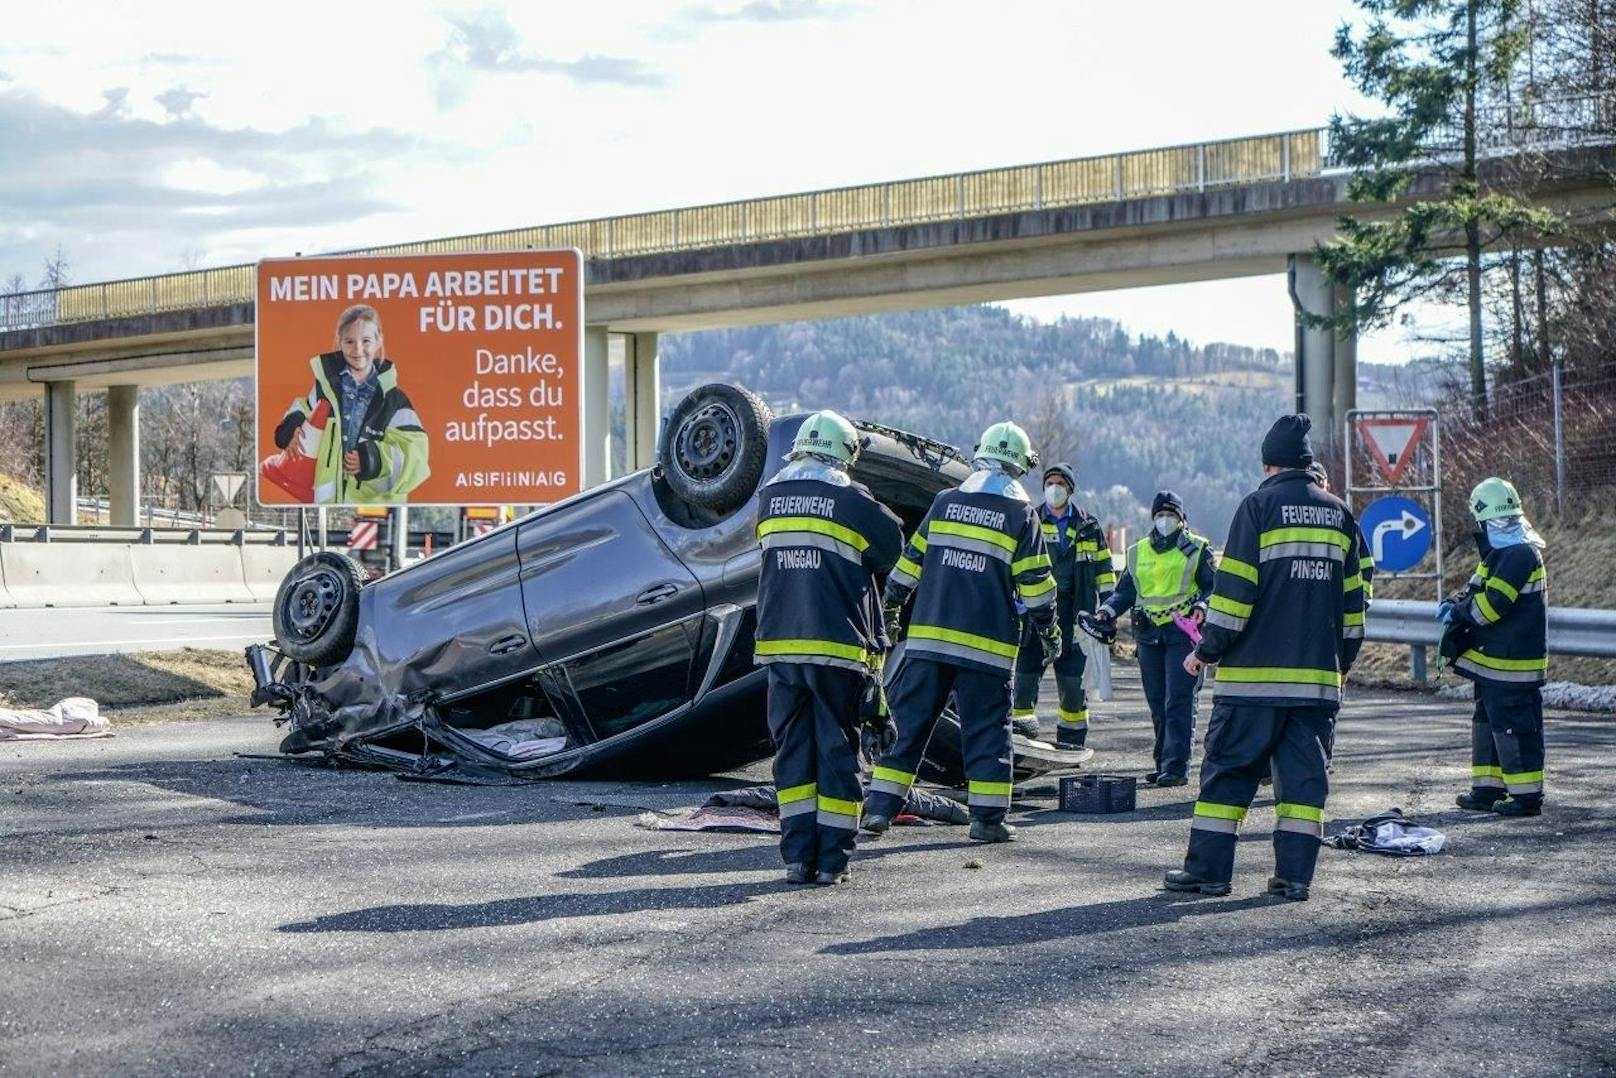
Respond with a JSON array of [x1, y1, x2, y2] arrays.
[[0, 698, 109, 740]]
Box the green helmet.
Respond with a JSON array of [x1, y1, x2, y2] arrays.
[[790, 410, 860, 465], [1470, 476, 1523, 523], [973, 420, 1037, 474]]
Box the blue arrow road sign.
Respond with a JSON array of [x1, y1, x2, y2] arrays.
[[1359, 495, 1432, 573]]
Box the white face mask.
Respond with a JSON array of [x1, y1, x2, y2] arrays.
[[1043, 484, 1069, 510], [1154, 514, 1179, 537]]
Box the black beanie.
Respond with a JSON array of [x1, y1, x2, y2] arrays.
[[1151, 490, 1185, 519], [1042, 463, 1075, 490], [1261, 414, 1315, 469]]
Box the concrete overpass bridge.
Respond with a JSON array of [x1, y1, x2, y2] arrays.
[[3, 122, 1613, 524]]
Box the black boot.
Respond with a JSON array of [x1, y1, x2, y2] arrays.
[[1456, 790, 1506, 811], [784, 863, 814, 885], [1163, 870, 1231, 897], [1266, 876, 1310, 902], [1055, 728, 1087, 752], [860, 812, 892, 835], [1490, 796, 1542, 817], [969, 820, 1016, 843], [1154, 774, 1188, 788], [812, 867, 851, 885]]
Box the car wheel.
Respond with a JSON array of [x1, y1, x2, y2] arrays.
[[660, 383, 773, 515], [272, 551, 364, 667]]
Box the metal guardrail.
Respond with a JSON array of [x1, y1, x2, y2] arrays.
[[0, 128, 1324, 332], [0, 524, 288, 546], [1367, 598, 1616, 659]]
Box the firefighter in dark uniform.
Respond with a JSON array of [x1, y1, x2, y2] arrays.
[[1094, 490, 1216, 786], [1444, 477, 1549, 817], [862, 421, 1060, 844], [1010, 463, 1115, 748], [1166, 415, 1367, 901], [754, 410, 904, 885]]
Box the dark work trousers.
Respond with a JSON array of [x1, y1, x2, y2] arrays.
[[1470, 682, 1546, 806], [1013, 590, 1088, 747], [1183, 703, 1333, 886], [865, 657, 1014, 826], [1136, 625, 1200, 780], [766, 663, 866, 874]]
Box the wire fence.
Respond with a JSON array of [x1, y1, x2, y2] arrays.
[[1435, 367, 1616, 535]]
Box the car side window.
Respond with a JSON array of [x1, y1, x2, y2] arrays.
[[562, 620, 699, 739]]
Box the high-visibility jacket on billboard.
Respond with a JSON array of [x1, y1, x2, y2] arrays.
[[1453, 542, 1548, 685], [1196, 470, 1366, 707], [885, 471, 1056, 675], [273, 354, 431, 504], [753, 462, 906, 673]]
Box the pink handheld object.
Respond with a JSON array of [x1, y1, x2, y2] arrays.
[[1172, 612, 1203, 645]]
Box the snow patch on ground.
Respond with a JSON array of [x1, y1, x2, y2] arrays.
[[1435, 679, 1616, 713]]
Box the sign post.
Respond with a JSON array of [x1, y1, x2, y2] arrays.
[[1347, 408, 1443, 680]]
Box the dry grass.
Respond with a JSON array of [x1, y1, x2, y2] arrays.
[[0, 472, 44, 524], [0, 648, 254, 725]]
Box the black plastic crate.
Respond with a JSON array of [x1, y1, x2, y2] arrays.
[[1059, 773, 1137, 814]]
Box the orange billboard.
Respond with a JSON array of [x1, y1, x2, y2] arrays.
[[255, 250, 583, 506]]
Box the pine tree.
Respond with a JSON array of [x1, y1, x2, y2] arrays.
[[1319, 0, 1564, 411]]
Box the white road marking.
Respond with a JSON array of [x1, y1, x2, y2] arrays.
[[0, 632, 270, 652]]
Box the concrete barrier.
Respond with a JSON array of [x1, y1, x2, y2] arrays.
[[0, 542, 144, 607], [130, 543, 255, 605], [240, 545, 298, 602]]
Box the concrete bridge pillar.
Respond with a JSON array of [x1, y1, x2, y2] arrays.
[[583, 326, 610, 488], [108, 384, 140, 526], [44, 380, 77, 524], [1290, 254, 1357, 452], [627, 332, 661, 471]]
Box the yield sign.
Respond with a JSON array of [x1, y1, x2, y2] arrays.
[[211, 472, 248, 504], [1357, 416, 1429, 485]]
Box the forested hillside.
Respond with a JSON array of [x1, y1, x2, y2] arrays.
[[663, 306, 1298, 543]]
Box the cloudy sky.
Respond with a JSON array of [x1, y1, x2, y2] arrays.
[[1, 0, 1432, 361]]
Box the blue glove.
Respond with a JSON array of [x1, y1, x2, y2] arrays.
[[1436, 600, 1456, 624]]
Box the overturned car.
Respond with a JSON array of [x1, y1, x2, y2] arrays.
[[247, 384, 1088, 784]]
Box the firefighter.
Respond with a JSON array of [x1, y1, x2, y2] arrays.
[[862, 421, 1059, 844], [1165, 415, 1367, 901], [1093, 491, 1216, 786], [754, 411, 904, 885], [1010, 463, 1115, 748], [1444, 477, 1548, 817]]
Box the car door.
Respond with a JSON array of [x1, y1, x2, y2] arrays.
[[516, 490, 705, 741], [367, 525, 540, 698]]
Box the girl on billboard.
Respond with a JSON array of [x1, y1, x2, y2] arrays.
[[261, 304, 430, 504]]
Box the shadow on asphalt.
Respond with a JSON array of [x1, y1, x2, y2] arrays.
[[819, 891, 1615, 957], [277, 880, 787, 933], [558, 838, 982, 879]]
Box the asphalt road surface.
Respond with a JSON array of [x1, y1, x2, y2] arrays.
[[0, 603, 272, 662], [3, 670, 1613, 1076]]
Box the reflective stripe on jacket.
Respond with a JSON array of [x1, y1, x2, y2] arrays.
[[885, 473, 1054, 675], [1195, 470, 1367, 708], [1454, 544, 1548, 685], [753, 466, 905, 672]]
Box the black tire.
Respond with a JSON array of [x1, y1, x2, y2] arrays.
[[272, 551, 364, 667], [659, 383, 773, 515]]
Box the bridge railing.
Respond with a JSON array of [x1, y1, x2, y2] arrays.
[[0, 127, 1326, 333]]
